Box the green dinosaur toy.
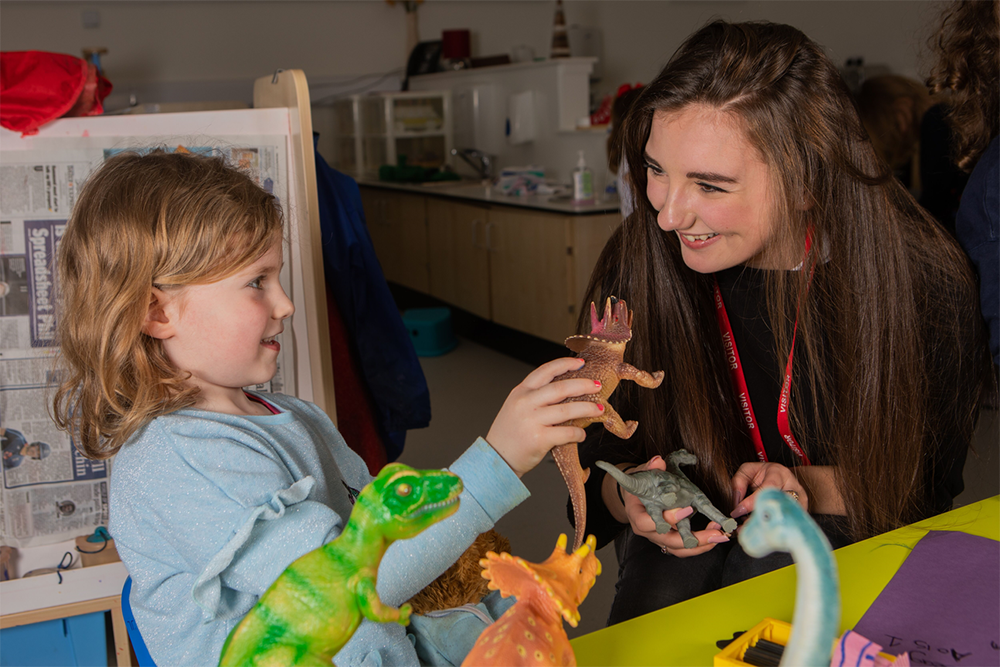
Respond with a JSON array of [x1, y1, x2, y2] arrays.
[[218, 463, 463, 667]]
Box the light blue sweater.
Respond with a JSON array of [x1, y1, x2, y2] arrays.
[[109, 392, 529, 666]]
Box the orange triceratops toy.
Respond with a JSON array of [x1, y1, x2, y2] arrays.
[[461, 534, 601, 667]]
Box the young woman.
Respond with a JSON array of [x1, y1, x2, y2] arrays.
[[574, 19, 993, 625]]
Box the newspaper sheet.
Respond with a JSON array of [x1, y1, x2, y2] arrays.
[[1, 136, 291, 547]]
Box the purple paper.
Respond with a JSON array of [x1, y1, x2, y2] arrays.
[[853, 530, 1000, 667]]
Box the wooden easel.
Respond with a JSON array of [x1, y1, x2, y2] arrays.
[[254, 68, 337, 423]]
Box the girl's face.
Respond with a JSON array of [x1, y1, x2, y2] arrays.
[[156, 238, 294, 414], [644, 104, 786, 273]]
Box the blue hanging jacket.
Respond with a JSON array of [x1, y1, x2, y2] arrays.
[[313, 137, 430, 459]]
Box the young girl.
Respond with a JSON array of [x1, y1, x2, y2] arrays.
[[574, 20, 993, 625], [53, 149, 603, 665]]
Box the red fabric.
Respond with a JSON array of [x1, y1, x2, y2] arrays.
[[590, 93, 613, 126], [616, 82, 643, 97], [326, 289, 388, 475], [1, 51, 112, 136]]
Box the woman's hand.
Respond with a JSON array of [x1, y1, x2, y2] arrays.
[[486, 357, 603, 477], [609, 456, 731, 558], [730, 461, 809, 519]]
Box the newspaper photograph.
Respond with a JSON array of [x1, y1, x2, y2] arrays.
[[1, 136, 292, 547]]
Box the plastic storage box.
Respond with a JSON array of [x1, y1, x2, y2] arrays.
[[0, 611, 108, 667], [714, 617, 904, 666], [402, 307, 457, 356], [327, 91, 453, 177]]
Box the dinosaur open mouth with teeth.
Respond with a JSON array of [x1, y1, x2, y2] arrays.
[[409, 495, 460, 518]]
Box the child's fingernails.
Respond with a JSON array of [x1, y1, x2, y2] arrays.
[[597, 403, 604, 411], [594, 380, 601, 387], [651, 455, 663, 464], [676, 506, 694, 519], [708, 535, 730, 544], [731, 505, 749, 518], [577, 358, 586, 366]]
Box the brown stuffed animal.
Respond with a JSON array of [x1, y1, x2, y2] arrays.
[[406, 529, 511, 614]]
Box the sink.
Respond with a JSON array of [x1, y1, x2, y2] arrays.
[[426, 179, 490, 189], [425, 180, 495, 199]]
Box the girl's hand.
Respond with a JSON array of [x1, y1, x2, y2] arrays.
[[730, 462, 809, 519], [620, 456, 730, 558], [485, 357, 603, 477]]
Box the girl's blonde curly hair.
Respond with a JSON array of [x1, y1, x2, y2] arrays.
[[53, 149, 284, 459]]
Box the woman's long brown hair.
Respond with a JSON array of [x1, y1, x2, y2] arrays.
[[584, 20, 991, 540], [926, 0, 1000, 172]]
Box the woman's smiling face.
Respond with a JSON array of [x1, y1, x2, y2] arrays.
[[644, 104, 786, 273]]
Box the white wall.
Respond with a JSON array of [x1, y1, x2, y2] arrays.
[[1, 1, 565, 101], [1, 0, 947, 179], [0, 1, 945, 91], [579, 0, 944, 88]]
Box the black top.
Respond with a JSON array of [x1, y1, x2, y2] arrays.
[[713, 266, 815, 469], [573, 265, 969, 548], [955, 136, 999, 366], [920, 103, 970, 237]]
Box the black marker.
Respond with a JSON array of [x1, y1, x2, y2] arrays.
[[755, 638, 786, 656], [742, 645, 781, 667]]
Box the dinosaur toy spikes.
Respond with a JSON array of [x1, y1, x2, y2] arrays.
[[554, 297, 664, 549], [573, 297, 633, 350], [461, 534, 601, 667], [218, 464, 463, 667]]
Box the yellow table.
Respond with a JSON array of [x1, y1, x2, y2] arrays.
[[571, 496, 999, 666]]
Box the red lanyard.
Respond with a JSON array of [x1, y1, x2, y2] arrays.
[[712, 249, 813, 465]]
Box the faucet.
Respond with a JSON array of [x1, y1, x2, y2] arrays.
[[451, 148, 496, 181]]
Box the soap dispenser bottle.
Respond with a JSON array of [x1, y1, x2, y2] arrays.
[[572, 150, 595, 205]]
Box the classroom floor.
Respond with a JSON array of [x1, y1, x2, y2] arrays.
[[393, 304, 1000, 640]]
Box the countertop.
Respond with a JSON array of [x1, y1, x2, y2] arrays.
[[357, 178, 621, 215]]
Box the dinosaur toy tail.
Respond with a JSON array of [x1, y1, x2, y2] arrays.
[[552, 442, 587, 550]]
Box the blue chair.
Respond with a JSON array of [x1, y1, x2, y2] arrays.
[[121, 577, 156, 667]]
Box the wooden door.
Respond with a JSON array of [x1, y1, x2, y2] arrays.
[[568, 213, 621, 317], [360, 187, 429, 292], [486, 207, 576, 344], [360, 187, 393, 274], [426, 198, 491, 319], [385, 191, 430, 292]]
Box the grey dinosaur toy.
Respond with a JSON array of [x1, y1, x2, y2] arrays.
[[596, 449, 737, 548]]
